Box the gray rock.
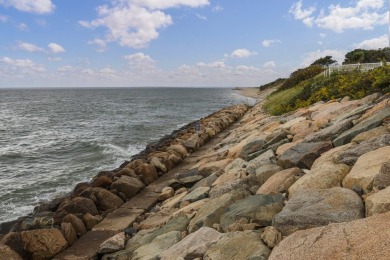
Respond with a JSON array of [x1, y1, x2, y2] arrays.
[[246, 149, 276, 174], [110, 176, 145, 200], [333, 108, 390, 146], [178, 175, 204, 188], [188, 174, 218, 192], [337, 134, 390, 166], [240, 137, 266, 160], [204, 231, 271, 260], [304, 116, 357, 142], [277, 141, 333, 169], [208, 178, 251, 199], [373, 161, 390, 191], [224, 158, 248, 173], [180, 187, 210, 203], [159, 227, 222, 260], [220, 194, 285, 232], [273, 187, 364, 236], [131, 231, 181, 260], [188, 191, 245, 233], [253, 164, 284, 186]]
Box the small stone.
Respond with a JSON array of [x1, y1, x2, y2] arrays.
[[97, 232, 126, 254], [261, 226, 282, 248]]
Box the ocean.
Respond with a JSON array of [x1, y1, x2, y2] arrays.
[[0, 87, 253, 223]]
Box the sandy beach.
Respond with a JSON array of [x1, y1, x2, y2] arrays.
[[234, 87, 260, 99]]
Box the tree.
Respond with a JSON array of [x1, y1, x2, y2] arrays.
[[343, 48, 390, 64], [311, 56, 337, 67]]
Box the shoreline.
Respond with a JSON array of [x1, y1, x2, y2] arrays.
[[233, 87, 261, 99]]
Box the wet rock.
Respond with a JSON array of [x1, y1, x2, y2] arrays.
[[269, 211, 390, 260], [57, 197, 98, 217], [278, 141, 333, 169], [204, 231, 271, 260], [80, 187, 124, 212], [273, 187, 364, 236], [62, 214, 87, 237], [110, 176, 144, 200], [135, 163, 158, 185], [166, 144, 189, 159], [73, 182, 91, 196], [114, 167, 137, 178], [159, 227, 222, 260], [343, 146, 390, 194], [91, 176, 113, 188], [82, 213, 102, 230], [1, 232, 28, 259], [220, 194, 285, 231], [60, 222, 77, 246], [0, 244, 22, 260], [21, 228, 68, 259], [150, 156, 167, 173], [257, 167, 303, 195]]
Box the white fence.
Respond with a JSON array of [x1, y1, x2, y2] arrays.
[[328, 62, 384, 75]]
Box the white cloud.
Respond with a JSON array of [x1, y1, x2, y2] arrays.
[[0, 56, 46, 77], [88, 39, 107, 52], [48, 43, 65, 53], [0, 14, 7, 23], [262, 39, 281, 48], [289, 0, 316, 27], [196, 61, 226, 68], [17, 23, 28, 31], [17, 42, 44, 52], [290, 0, 388, 32], [319, 33, 327, 39], [212, 4, 223, 12], [263, 61, 276, 68], [48, 57, 62, 62], [80, 0, 209, 49], [131, 0, 209, 10], [196, 13, 207, 20], [301, 49, 346, 66], [57, 66, 73, 72], [230, 49, 257, 58], [124, 52, 157, 73], [355, 34, 389, 49], [0, 0, 55, 14]]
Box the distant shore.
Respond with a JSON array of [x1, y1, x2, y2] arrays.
[[233, 87, 260, 99]]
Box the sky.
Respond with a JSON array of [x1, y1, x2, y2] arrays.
[[0, 0, 389, 88]]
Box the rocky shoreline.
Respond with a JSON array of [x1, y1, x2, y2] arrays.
[[1, 89, 390, 259]]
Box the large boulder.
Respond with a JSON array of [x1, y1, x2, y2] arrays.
[[110, 176, 144, 200], [333, 107, 390, 146], [304, 116, 356, 142], [373, 161, 390, 190], [246, 149, 276, 174], [188, 191, 245, 233], [204, 231, 271, 260], [135, 163, 158, 185], [21, 228, 68, 259], [273, 187, 364, 236], [220, 194, 285, 232], [239, 136, 266, 160], [62, 214, 87, 237], [197, 159, 234, 177], [365, 186, 390, 217], [269, 211, 390, 260], [80, 187, 124, 212], [0, 245, 22, 260], [159, 227, 222, 260], [60, 222, 77, 246], [131, 231, 181, 260], [256, 167, 303, 195], [278, 141, 333, 169], [337, 134, 390, 166], [97, 232, 125, 254], [56, 197, 98, 217], [342, 146, 390, 194], [288, 144, 353, 198]]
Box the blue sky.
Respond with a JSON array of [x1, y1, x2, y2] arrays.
[[0, 0, 389, 88]]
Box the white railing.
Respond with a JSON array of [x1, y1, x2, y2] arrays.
[[328, 62, 384, 75]]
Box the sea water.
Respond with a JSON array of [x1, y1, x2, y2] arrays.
[[0, 87, 253, 223]]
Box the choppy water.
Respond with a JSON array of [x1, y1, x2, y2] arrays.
[[0, 87, 252, 223]]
